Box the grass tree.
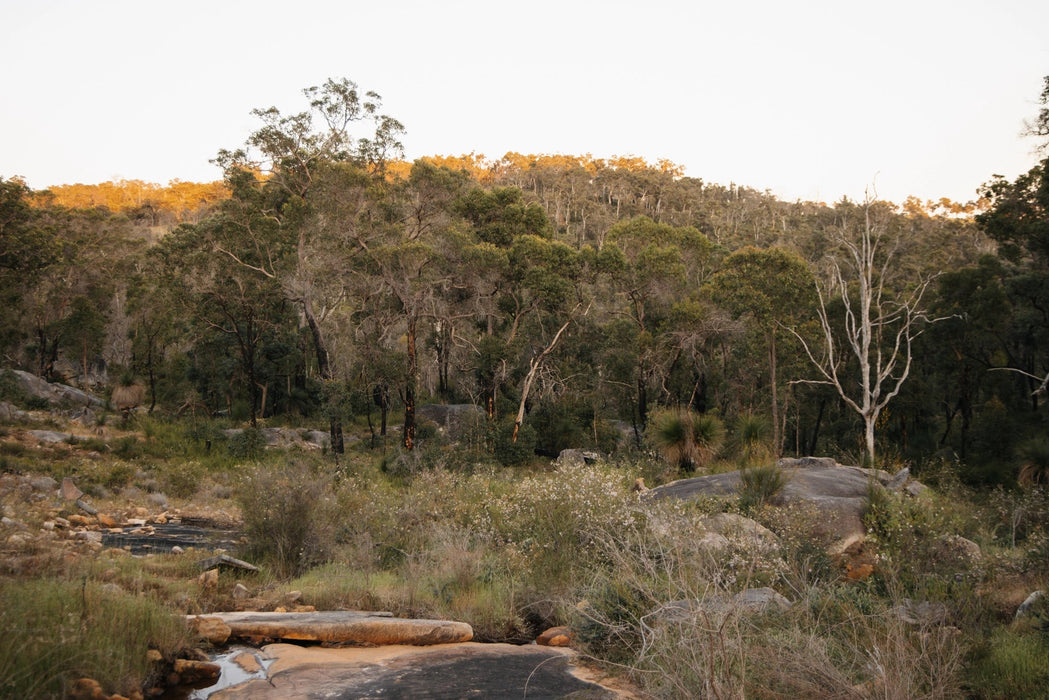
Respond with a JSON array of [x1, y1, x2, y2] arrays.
[[649, 408, 725, 473]]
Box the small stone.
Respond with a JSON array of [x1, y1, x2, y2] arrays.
[[97, 513, 118, 528], [885, 467, 910, 491], [894, 598, 949, 626], [1015, 590, 1047, 628], [30, 475, 58, 492], [291, 604, 316, 613], [68, 514, 93, 526], [174, 658, 221, 683], [904, 481, 929, 498], [68, 677, 103, 699], [537, 626, 573, 647], [733, 587, 792, 611], [232, 582, 251, 600], [273, 606, 288, 613], [188, 647, 212, 662], [74, 530, 103, 544], [171, 546, 184, 555], [198, 568, 218, 590], [60, 477, 84, 501], [232, 651, 262, 674], [188, 616, 231, 645], [153, 514, 167, 525], [284, 590, 303, 603]]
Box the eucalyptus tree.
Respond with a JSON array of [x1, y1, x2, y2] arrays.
[[209, 77, 404, 450], [791, 196, 947, 465], [0, 178, 54, 364], [705, 246, 817, 455], [323, 161, 470, 450], [602, 216, 717, 435], [153, 218, 293, 426]]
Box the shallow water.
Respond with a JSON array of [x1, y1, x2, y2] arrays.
[[188, 646, 273, 699]]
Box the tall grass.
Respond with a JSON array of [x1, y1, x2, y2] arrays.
[[0, 579, 189, 698]]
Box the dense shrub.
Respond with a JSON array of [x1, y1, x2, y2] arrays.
[[227, 427, 266, 459], [236, 459, 337, 577]]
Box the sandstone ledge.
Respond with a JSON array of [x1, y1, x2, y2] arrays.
[[192, 611, 473, 645], [211, 642, 623, 699]]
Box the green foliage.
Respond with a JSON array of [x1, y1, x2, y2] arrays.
[[481, 462, 635, 588], [1019, 436, 1049, 487], [738, 464, 787, 511], [491, 419, 536, 467], [0, 579, 189, 699], [159, 459, 206, 499], [864, 486, 986, 593], [967, 626, 1049, 699], [648, 409, 725, 473], [236, 459, 337, 578], [227, 426, 266, 460]]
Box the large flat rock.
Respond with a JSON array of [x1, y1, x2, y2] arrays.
[[211, 642, 624, 699], [195, 611, 473, 646], [645, 458, 895, 553]]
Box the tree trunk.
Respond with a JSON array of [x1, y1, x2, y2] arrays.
[[768, 329, 781, 456], [403, 316, 417, 450], [864, 414, 877, 466], [303, 303, 344, 455], [512, 314, 577, 442]]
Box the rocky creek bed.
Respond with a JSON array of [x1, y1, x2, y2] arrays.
[[177, 611, 626, 699]]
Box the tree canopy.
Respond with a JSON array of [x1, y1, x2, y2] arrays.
[[2, 75, 1046, 483]]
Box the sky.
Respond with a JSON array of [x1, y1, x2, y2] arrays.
[[2, 0, 1047, 205]]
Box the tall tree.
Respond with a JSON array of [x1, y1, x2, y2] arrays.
[[603, 216, 716, 434], [792, 196, 945, 464], [705, 246, 816, 454], [210, 77, 405, 450]]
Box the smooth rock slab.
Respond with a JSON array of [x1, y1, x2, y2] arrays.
[[644, 458, 898, 554], [211, 642, 619, 699], [199, 611, 473, 645]]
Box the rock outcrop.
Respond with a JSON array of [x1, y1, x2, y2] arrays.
[[211, 642, 620, 699], [194, 610, 474, 646], [645, 457, 923, 554], [7, 369, 105, 408]]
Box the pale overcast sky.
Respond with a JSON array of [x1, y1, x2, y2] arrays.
[[2, 0, 1047, 205]]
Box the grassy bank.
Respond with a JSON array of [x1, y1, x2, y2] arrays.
[[1, 413, 1047, 697]]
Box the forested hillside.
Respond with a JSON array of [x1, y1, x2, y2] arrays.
[[2, 76, 1047, 484]]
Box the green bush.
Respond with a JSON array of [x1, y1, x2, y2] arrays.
[[236, 459, 336, 577], [491, 419, 536, 466], [160, 460, 206, 498], [227, 427, 266, 460], [738, 464, 787, 511]]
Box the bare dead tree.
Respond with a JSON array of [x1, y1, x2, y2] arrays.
[[790, 193, 949, 464]]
